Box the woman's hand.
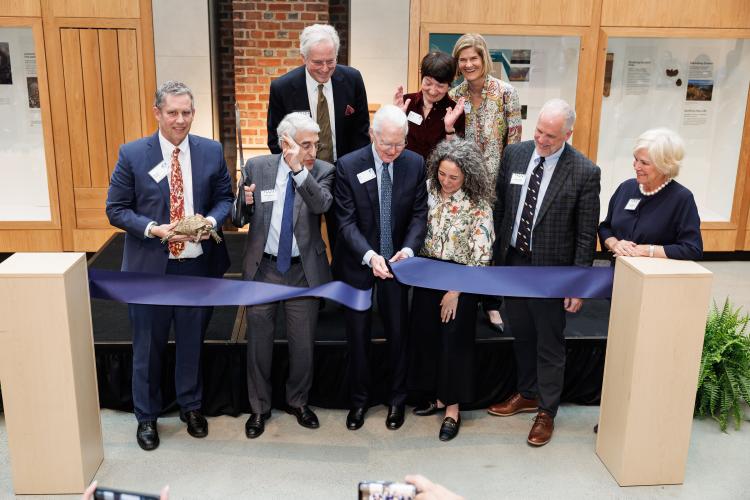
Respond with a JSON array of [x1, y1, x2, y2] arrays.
[[393, 85, 411, 113], [440, 291, 460, 323], [444, 97, 465, 132], [608, 238, 638, 257]]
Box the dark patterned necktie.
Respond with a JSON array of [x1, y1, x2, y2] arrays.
[[316, 84, 334, 162], [515, 156, 545, 255], [277, 172, 295, 274], [380, 163, 393, 259]]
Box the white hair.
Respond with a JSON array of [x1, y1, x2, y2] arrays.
[[633, 128, 685, 178], [372, 104, 408, 136], [276, 112, 321, 148], [539, 98, 576, 133], [300, 24, 340, 59]]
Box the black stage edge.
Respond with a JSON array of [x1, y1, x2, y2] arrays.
[[0, 234, 610, 415]]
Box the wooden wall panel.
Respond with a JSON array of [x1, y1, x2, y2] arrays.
[[72, 229, 116, 251], [421, 0, 594, 27], [73, 187, 107, 209], [75, 208, 109, 228], [60, 29, 90, 188], [79, 29, 108, 188], [0, 0, 40, 16], [48, 0, 139, 19], [118, 29, 142, 143], [0, 230, 62, 251], [601, 0, 750, 29], [99, 29, 124, 179]]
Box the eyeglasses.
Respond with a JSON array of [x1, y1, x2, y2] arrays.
[[375, 136, 407, 151], [308, 59, 336, 68], [299, 141, 319, 152]]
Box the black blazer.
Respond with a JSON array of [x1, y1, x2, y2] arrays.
[[332, 145, 428, 289], [493, 140, 601, 267], [266, 65, 370, 158]]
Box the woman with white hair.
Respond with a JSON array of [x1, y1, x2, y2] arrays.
[[599, 128, 702, 260]]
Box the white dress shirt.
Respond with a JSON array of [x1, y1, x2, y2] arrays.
[[305, 69, 337, 161], [263, 156, 309, 258], [511, 143, 566, 250]]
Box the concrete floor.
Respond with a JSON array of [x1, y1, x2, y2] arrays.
[[0, 259, 748, 499]]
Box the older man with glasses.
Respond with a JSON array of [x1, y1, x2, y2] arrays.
[[332, 104, 428, 431]]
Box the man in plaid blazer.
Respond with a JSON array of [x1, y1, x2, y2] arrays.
[[488, 98, 601, 446]]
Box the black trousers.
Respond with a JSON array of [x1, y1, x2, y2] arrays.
[[408, 286, 478, 406], [504, 247, 566, 416], [345, 277, 408, 408]]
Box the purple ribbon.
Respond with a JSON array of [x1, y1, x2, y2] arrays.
[[390, 257, 613, 298], [88, 268, 372, 311]]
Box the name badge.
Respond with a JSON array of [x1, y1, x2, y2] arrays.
[[463, 102, 472, 114], [148, 161, 169, 183], [407, 111, 423, 125], [261, 189, 278, 203], [510, 173, 525, 185], [357, 168, 377, 184], [625, 198, 641, 211]]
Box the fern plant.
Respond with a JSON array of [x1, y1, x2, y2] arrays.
[[695, 299, 750, 431]]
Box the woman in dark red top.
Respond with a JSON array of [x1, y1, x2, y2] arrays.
[[393, 51, 465, 160]]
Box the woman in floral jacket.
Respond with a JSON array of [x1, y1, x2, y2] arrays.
[[408, 139, 495, 442], [450, 32, 522, 332]]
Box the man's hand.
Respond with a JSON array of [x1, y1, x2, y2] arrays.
[[244, 183, 256, 205], [440, 291, 460, 323], [405, 474, 464, 500], [370, 254, 393, 279], [389, 249, 411, 263], [281, 133, 303, 172], [564, 297, 583, 313], [393, 85, 411, 113], [150, 221, 189, 242]]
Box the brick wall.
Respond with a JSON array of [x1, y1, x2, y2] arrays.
[[328, 0, 348, 65]]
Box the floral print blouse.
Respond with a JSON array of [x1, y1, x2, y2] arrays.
[[420, 181, 495, 267], [449, 75, 522, 182]]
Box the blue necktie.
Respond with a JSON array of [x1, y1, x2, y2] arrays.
[[380, 163, 394, 259], [277, 172, 295, 274]]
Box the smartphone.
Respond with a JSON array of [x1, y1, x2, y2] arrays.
[[358, 481, 417, 500], [94, 487, 160, 500]]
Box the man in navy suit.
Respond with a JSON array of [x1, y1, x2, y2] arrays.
[[267, 23, 370, 249], [333, 105, 428, 431], [106, 81, 233, 451]]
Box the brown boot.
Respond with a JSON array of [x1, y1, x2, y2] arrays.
[[487, 393, 538, 417], [527, 411, 554, 446]]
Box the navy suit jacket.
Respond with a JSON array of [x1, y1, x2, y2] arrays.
[[267, 65, 370, 158], [332, 145, 428, 289], [105, 132, 233, 277]]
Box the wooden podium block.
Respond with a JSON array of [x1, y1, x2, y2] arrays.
[[596, 257, 713, 486], [0, 253, 103, 494]]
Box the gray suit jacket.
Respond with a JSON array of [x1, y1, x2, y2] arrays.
[[493, 140, 601, 267], [239, 154, 335, 287]]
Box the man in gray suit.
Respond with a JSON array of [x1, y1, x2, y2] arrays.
[[234, 112, 334, 438], [488, 99, 600, 447]]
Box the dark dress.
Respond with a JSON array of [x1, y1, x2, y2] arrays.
[[403, 91, 465, 160], [598, 178, 703, 260]]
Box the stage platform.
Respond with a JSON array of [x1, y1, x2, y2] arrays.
[[2, 233, 611, 415]]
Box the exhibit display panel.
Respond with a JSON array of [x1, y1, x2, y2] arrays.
[[429, 33, 581, 142], [0, 26, 51, 222], [597, 37, 750, 222]]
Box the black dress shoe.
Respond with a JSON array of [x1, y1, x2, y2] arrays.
[[286, 405, 320, 429], [386, 405, 405, 430], [346, 407, 366, 430], [180, 410, 208, 438], [413, 401, 440, 416], [439, 416, 460, 441], [136, 421, 159, 451], [594, 424, 599, 433], [245, 411, 271, 439]]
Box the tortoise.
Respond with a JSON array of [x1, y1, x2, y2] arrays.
[[161, 214, 222, 244]]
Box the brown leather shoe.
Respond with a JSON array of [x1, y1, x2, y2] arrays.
[[527, 411, 554, 446], [487, 393, 538, 416]]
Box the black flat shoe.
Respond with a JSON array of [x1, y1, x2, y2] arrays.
[[594, 424, 598, 433], [413, 402, 440, 416], [180, 410, 208, 438], [136, 421, 159, 451], [386, 405, 405, 430], [286, 405, 320, 429], [245, 411, 271, 439], [486, 312, 504, 333], [347, 407, 366, 430], [439, 416, 460, 441]]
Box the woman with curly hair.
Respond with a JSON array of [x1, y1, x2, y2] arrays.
[[408, 139, 495, 441]]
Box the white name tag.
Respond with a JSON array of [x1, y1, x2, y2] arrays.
[[357, 168, 377, 184], [625, 198, 641, 211], [261, 189, 278, 203], [510, 173, 526, 185], [463, 102, 472, 114], [148, 161, 169, 183], [407, 111, 423, 125]]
